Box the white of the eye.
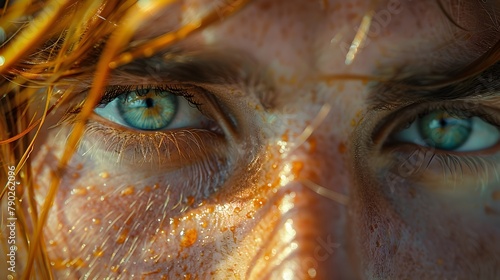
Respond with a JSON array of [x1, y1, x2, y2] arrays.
[[392, 116, 500, 152], [457, 117, 500, 152], [94, 95, 207, 130]]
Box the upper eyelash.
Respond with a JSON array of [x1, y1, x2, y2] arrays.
[[98, 85, 204, 107], [371, 100, 500, 154]]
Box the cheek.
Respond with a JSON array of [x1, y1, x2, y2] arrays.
[[350, 170, 500, 279], [30, 118, 289, 278]]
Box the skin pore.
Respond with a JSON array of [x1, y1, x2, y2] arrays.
[[1, 0, 500, 279]]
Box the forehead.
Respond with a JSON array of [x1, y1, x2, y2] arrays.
[[131, 0, 498, 75]]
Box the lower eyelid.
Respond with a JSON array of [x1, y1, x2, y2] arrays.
[[378, 144, 500, 191], [80, 118, 228, 169]]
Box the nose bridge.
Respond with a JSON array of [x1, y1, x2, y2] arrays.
[[281, 105, 351, 205], [260, 120, 354, 279]]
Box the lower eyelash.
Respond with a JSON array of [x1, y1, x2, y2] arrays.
[[383, 145, 500, 192], [80, 119, 226, 169]]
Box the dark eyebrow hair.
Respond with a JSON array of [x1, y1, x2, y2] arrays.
[[112, 48, 257, 85], [368, 61, 500, 111]]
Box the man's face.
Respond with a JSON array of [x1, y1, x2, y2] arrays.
[[25, 0, 500, 278]]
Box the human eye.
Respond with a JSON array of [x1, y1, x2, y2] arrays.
[[388, 106, 500, 152], [93, 86, 214, 131], [67, 83, 233, 169], [371, 73, 500, 191]]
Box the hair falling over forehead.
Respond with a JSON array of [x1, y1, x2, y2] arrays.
[[0, 0, 499, 278]]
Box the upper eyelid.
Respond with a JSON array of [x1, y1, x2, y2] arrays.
[[368, 61, 500, 111], [371, 100, 500, 150], [112, 49, 256, 84]]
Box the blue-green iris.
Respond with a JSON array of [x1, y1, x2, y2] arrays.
[[418, 110, 472, 150], [117, 89, 178, 130]]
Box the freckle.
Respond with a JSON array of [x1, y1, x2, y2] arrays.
[[71, 187, 87, 196], [180, 228, 197, 247], [350, 118, 357, 127], [186, 196, 195, 206], [72, 172, 80, 179], [120, 186, 135, 196], [291, 161, 304, 178], [144, 185, 152, 192], [92, 218, 101, 225], [246, 211, 254, 219], [99, 172, 109, 179], [49, 240, 57, 246], [437, 259, 444, 266], [207, 205, 215, 213], [110, 265, 119, 273], [183, 273, 191, 280], [376, 240, 382, 247], [116, 229, 129, 244], [308, 137, 317, 153], [153, 183, 160, 189], [253, 197, 267, 208], [75, 163, 83, 170], [347, 12, 358, 21], [51, 259, 67, 270], [93, 247, 104, 257], [337, 142, 347, 154], [493, 190, 500, 201], [201, 220, 208, 228], [67, 258, 86, 268], [86, 185, 95, 191], [281, 130, 289, 142], [170, 218, 179, 229], [272, 163, 278, 169], [234, 207, 241, 213]]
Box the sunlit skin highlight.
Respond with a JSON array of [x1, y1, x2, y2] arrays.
[[1, 0, 500, 279]]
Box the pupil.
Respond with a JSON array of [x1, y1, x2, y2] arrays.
[[439, 118, 447, 127], [145, 98, 154, 108]]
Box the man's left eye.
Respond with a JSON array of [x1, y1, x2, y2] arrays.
[[391, 109, 500, 152], [94, 87, 210, 131]]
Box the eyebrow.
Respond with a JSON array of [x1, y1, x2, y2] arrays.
[[112, 48, 257, 85], [368, 60, 500, 110]]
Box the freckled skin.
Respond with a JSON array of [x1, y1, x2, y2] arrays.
[[21, 0, 500, 279]]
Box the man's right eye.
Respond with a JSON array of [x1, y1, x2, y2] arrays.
[[94, 86, 214, 132], [72, 85, 230, 170]]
